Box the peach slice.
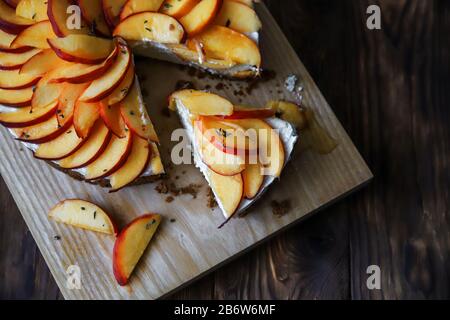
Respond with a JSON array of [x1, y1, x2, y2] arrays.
[[74, 101, 100, 139], [49, 199, 118, 236], [109, 135, 151, 191], [13, 115, 71, 144], [214, 0, 261, 34], [0, 0, 33, 34], [34, 125, 85, 160], [0, 100, 57, 127], [31, 69, 65, 109], [56, 82, 90, 127], [0, 48, 40, 70], [120, 0, 164, 20], [99, 102, 127, 138], [47, 0, 89, 37], [60, 120, 111, 169], [0, 28, 31, 52], [113, 12, 184, 44], [20, 49, 67, 77], [160, 0, 199, 19], [113, 214, 161, 286], [188, 25, 261, 67], [207, 168, 243, 218], [16, 0, 48, 22], [194, 120, 245, 176], [0, 86, 33, 107], [218, 107, 276, 120], [77, 0, 111, 36], [120, 79, 158, 142], [102, 0, 127, 30], [48, 35, 115, 64], [0, 66, 40, 89], [10, 20, 56, 49], [242, 163, 263, 199], [50, 46, 118, 84], [79, 40, 131, 102], [179, 0, 222, 36], [84, 130, 133, 180], [103, 60, 134, 105], [169, 89, 233, 116]]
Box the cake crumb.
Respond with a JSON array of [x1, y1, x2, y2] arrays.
[[166, 196, 175, 203], [271, 199, 292, 217], [155, 181, 169, 194], [170, 218, 176, 223], [207, 188, 218, 209]]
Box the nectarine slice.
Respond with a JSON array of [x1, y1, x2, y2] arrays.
[[10, 21, 56, 49], [20, 49, 67, 77], [49, 199, 118, 236], [188, 25, 261, 67], [102, 0, 128, 30], [160, 0, 199, 19], [34, 125, 85, 160], [0, 28, 31, 52], [0, 48, 40, 70], [56, 82, 90, 127], [47, 0, 89, 37], [169, 89, 233, 116], [79, 41, 131, 102], [99, 102, 127, 138], [113, 214, 161, 286], [207, 168, 243, 218], [120, 79, 159, 142], [103, 60, 135, 105], [0, 0, 33, 34], [48, 35, 115, 64], [109, 135, 151, 191], [242, 163, 264, 199], [60, 121, 111, 169], [0, 86, 33, 107], [214, 0, 261, 34], [120, 0, 164, 20], [16, 0, 48, 22], [85, 130, 133, 180], [13, 115, 71, 144], [179, 0, 222, 36], [0, 68, 40, 89], [74, 101, 100, 139], [113, 12, 184, 44], [31, 69, 65, 109], [0, 100, 57, 128], [218, 106, 276, 120], [78, 0, 111, 36]]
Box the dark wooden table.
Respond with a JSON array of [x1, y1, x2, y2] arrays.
[[1, 0, 448, 300]]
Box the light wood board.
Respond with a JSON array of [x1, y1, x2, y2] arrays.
[[0, 5, 372, 300]]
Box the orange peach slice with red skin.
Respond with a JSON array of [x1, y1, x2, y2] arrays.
[[120, 0, 164, 20], [56, 82, 90, 127], [160, 0, 199, 19], [207, 168, 243, 218], [85, 130, 133, 180], [20, 49, 68, 77], [0, 48, 40, 70], [10, 21, 56, 49], [0, 68, 40, 89], [31, 69, 65, 109], [16, 0, 48, 22], [0, 28, 32, 53], [34, 125, 85, 160], [169, 89, 233, 116], [99, 102, 127, 138], [13, 115, 72, 144], [74, 101, 101, 139], [77, 0, 111, 36], [48, 35, 115, 65], [102, 0, 128, 30], [109, 135, 151, 192], [214, 0, 261, 34], [60, 120, 111, 169], [103, 61, 135, 106], [0, 0, 33, 34], [242, 163, 264, 199], [0, 86, 33, 107], [113, 12, 184, 44], [79, 41, 131, 102], [179, 0, 222, 36], [49, 199, 118, 236], [0, 101, 57, 127], [47, 0, 89, 37], [113, 214, 161, 286]]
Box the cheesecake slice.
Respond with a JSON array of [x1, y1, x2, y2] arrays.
[[169, 89, 298, 223]]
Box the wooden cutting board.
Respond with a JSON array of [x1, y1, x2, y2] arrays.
[[0, 5, 372, 300]]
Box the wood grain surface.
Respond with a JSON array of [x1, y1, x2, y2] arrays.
[[1, 0, 448, 300]]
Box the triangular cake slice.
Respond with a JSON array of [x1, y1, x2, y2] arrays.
[[169, 90, 298, 223]]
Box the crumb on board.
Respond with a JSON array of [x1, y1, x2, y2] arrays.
[[155, 181, 202, 199], [166, 196, 174, 203], [170, 218, 176, 223], [207, 188, 218, 209], [54, 235, 61, 241], [271, 199, 292, 217]]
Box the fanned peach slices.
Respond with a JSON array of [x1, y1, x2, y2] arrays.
[[169, 90, 298, 223]]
